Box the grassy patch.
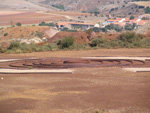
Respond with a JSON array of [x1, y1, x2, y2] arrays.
[[4, 42, 52, 54]]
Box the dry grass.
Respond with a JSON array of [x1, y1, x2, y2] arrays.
[[131, 1, 150, 7]]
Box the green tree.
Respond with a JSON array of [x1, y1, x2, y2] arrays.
[[94, 8, 100, 16], [57, 37, 75, 49], [11, 20, 14, 27], [145, 7, 150, 14], [16, 22, 22, 26], [130, 15, 135, 20]]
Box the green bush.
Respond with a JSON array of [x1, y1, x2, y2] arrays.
[[39, 22, 55, 27], [9, 41, 22, 50], [118, 31, 144, 43], [52, 5, 65, 10], [145, 6, 150, 14], [93, 27, 107, 33], [4, 33, 8, 37], [36, 32, 44, 39], [57, 37, 75, 49], [16, 22, 22, 26], [61, 27, 77, 32], [105, 24, 122, 32], [91, 37, 108, 47], [6, 41, 52, 53]]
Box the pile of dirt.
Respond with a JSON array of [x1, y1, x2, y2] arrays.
[[145, 29, 150, 38], [48, 31, 90, 44], [49, 31, 120, 44], [97, 32, 120, 40]]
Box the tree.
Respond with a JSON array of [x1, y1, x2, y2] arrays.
[[11, 20, 14, 27], [145, 7, 150, 14], [130, 15, 135, 20], [125, 24, 133, 31], [94, 8, 100, 16], [57, 37, 74, 49], [16, 22, 22, 26]]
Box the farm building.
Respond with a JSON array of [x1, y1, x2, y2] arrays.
[[104, 17, 150, 27], [56, 22, 94, 30]]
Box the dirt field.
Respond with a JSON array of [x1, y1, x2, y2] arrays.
[[0, 49, 150, 113], [0, 11, 89, 26], [0, 12, 65, 26], [131, 1, 150, 7]]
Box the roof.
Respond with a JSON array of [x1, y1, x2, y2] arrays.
[[57, 22, 94, 27], [113, 22, 125, 27], [107, 18, 123, 22], [136, 20, 150, 25]]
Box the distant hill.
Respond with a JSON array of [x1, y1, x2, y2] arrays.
[[0, 0, 47, 11], [0, 0, 147, 16]]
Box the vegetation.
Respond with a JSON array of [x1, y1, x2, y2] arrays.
[[130, 15, 135, 20], [16, 22, 22, 26], [4, 33, 8, 37], [39, 22, 55, 27], [61, 27, 77, 32], [145, 6, 150, 14], [141, 17, 149, 20], [105, 24, 123, 32], [57, 37, 75, 49], [52, 4, 65, 10], [92, 27, 107, 33], [0, 27, 3, 30], [35, 31, 44, 39], [90, 8, 100, 16], [1, 31, 150, 54], [90, 31, 150, 48], [125, 24, 135, 31], [0, 42, 52, 53]]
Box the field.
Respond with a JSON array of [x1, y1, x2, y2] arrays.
[[0, 49, 150, 113], [131, 1, 150, 7], [0, 11, 89, 26]]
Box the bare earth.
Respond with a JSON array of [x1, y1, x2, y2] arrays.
[[0, 11, 89, 26], [0, 49, 150, 113]]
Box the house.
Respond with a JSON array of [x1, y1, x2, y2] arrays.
[[107, 18, 125, 24], [56, 22, 94, 30], [105, 17, 150, 27], [139, 14, 150, 19]]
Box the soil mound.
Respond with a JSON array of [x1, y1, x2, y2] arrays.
[[48, 31, 90, 44]]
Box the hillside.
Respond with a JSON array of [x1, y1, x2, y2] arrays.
[[0, 0, 145, 16], [0, 0, 47, 11]]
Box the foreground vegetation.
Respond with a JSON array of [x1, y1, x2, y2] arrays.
[[0, 31, 150, 54]]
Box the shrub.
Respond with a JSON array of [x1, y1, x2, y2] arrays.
[[0, 27, 3, 30], [124, 24, 134, 31], [4, 33, 8, 37], [118, 31, 144, 43], [9, 41, 22, 50], [130, 15, 135, 20], [93, 27, 107, 33], [105, 24, 122, 32], [57, 37, 75, 49], [91, 37, 108, 47], [6, 41, 52, 53], [36, 32, 44, 38], [52, 5, 65, 10], [39, 22, 55, 27], [145, 6, 150, 14], [16, 22, 22, 26]]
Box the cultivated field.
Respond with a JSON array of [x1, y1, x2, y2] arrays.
[[0, 49, 150, 113], [0, 11, 89, 26], [131, 1, 150, 7]]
